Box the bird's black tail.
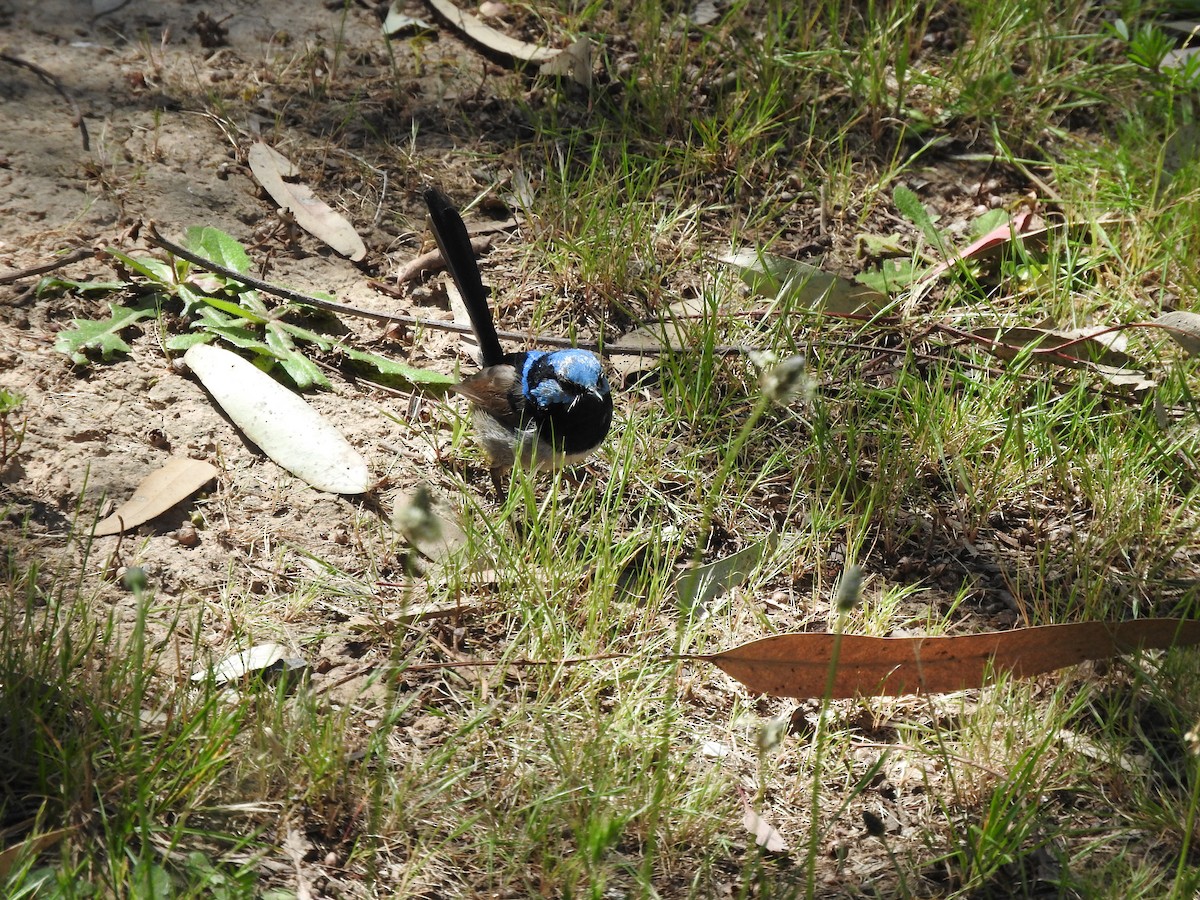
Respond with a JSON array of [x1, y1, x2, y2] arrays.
[[424, 187, 505, 367]]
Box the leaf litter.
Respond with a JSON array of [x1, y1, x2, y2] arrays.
[[3, 0, 1200, 895]]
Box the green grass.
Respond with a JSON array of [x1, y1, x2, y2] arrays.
[[5, 0, 1200, 895]]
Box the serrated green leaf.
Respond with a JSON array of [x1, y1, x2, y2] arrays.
[[274, 349, 331, 389], [893, 185, 944, 252], [265, 323, 298, 354], [343, 347, 456, 385], [180, 282, 262, 320], [263, 325, 330, 389], [203, 325, 267, 350], [196, 305, 258, 329], [237, 289, 270, 318], [181, 277, 268, 321], [275, 320, 335, 351], [106, 249, 175, 284], [164, 332, 213, 351], [54, 301, 157, 365], [184, 226, 253, 273], [35, 275, 129, 297]]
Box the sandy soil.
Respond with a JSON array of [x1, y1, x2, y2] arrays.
[[0, 0, 488, 694]]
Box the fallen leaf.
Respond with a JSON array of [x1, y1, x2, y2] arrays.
[[607, 299, 704, 379], [191, 642, 307, 685], [721, 248, 887, 316], [968, 325, 1154, 390], [1150, 310, 1200, 356], [677, 533, 779, 614], [606, 323, 672, 380], [539, 36, 594, 87], [184, 343, 371, 494], [92, 0, 129, 15], [247, 143, 366, 262], [704, 618, 1200, 698], [0, 828, 74, 880], [689, 0, 722, 26], [382, 2, 434, 36], [394, 599, 488, 623], [920, 210, 1042, 282], [425, 0, 558, 64], [393, 485, 468, 563], [93, 457, 219, 536], [737, 790, 787, 852]]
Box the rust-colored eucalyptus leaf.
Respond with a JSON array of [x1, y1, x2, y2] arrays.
[[705, 619, 1200, 698]]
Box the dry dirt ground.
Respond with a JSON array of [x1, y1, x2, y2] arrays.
[[0, 0, 510, 690], [0, 0, 1139, 895]]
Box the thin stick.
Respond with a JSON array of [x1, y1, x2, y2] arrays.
[[0, 52, 90, 151], [144, 222, 745, 356], [0, 247, 94, 286]]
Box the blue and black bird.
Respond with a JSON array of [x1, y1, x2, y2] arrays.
[[424, 188, 613, 485]]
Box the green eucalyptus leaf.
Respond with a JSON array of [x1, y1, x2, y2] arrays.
[[35, 276, 129, 296], [164, 332, 213, 351], [677, 533, 779, 615]]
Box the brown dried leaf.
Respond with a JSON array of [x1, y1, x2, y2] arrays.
[[93, 456, 219, 536], [0, 828, 73, 880], [247, 143, 366, 262], [705, 619, 1200, 698], [608, 298, 707, 379]]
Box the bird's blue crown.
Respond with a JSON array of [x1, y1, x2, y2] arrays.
[[523, 349, 609, 409]]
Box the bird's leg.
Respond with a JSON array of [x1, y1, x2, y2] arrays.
[[489, 466, 509, 501]]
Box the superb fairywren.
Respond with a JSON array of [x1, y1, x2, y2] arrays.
[[423, 188, 614, 484]]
